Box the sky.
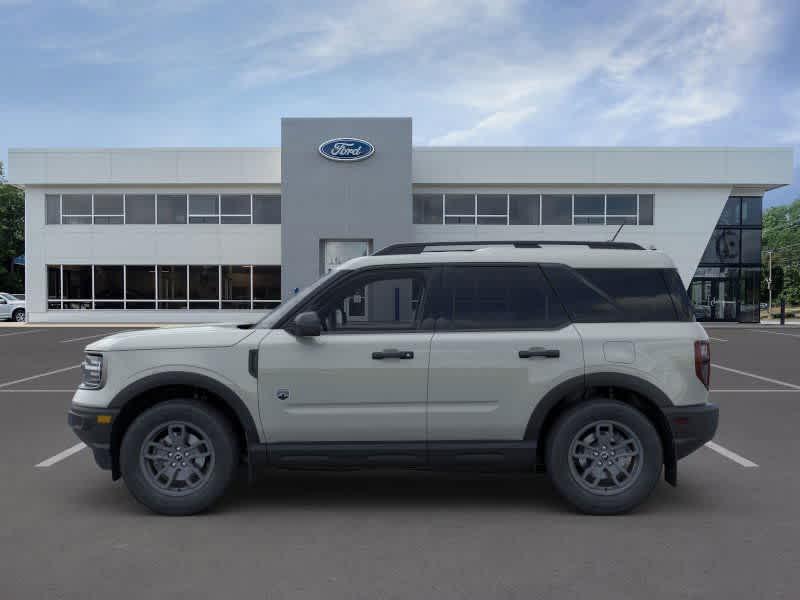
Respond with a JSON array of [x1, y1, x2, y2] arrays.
[[1, 0, 798, 207]]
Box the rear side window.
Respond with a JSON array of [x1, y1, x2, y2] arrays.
[[663, 269, 694, 321], [438, 265, 568, 330], [543, 266, 691, 322]]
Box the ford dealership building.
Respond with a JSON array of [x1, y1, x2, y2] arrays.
[[8, 117, 794, 323]]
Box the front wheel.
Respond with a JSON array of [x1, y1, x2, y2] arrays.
[[120, 400, 238, 515], [545, 400, 663, 515], [12, 309, 25, 322]]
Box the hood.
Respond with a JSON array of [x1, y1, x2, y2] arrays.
[[85, 323, 257, 352]]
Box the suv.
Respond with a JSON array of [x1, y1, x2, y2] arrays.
[[68, 241, 718, 516]]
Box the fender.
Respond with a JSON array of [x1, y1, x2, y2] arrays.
[[109, 371, 261, 445], [524, 371, 677, 484]]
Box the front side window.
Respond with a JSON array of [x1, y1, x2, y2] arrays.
[[438, 265, 567, 330], [308, 269, 430, 332]]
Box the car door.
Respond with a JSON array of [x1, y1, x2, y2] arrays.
[[258, 266, 434, 444], [427, 264, 584, 441]]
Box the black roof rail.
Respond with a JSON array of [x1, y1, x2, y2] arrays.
[[373, 240, 645, 255]]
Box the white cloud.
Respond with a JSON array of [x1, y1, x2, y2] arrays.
[[429, 107, 536, 145], [428, 0, 779, 144], [237, 0, 519, 87]]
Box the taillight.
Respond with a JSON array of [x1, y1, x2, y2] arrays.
[[694, 340, 710, 389]]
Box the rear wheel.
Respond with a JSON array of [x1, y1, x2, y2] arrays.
[[120, 400, 238, 515], [545, 400, 663, 515], [12, 309, 25, 322]]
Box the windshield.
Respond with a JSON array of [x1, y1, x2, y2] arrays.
[[257, 269, 341, 328]]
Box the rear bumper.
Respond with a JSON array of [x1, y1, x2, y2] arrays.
[[68, 405, 119, 471], [663, 403, 719, 460]]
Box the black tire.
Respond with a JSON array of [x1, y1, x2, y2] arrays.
[[12, 309, 25, 322], [120, 400, 238, 515], [545, 400, 663, 515]]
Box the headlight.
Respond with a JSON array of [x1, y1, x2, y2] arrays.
[[80, 354, 104, 389]]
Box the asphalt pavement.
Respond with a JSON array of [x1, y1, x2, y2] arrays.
[[0, 324, 798, 599]]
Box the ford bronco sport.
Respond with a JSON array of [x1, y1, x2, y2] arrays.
[[68, 241, 718, 515]]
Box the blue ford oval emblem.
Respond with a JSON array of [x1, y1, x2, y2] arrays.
[[318, 138, 375, 162]]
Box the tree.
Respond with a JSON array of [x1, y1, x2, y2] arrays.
[[0, 162, 25, 293], [762, 197, 800, 305]]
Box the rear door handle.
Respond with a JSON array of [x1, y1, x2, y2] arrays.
[[518, 347, 560, 359], [372, 349, 414, 360]]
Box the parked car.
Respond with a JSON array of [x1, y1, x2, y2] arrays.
[[0, 293, 26, 322], [68, 241, 717, 516], [760, 302, 768, 310]]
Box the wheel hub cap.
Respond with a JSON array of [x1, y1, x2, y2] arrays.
[[568, 420, 643, 496], [140, 421, 215, 497]]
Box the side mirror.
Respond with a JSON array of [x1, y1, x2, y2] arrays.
[[293, 311, 321, 337]]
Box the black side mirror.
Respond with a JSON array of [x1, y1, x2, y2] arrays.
[[293, 311, 321, 337]]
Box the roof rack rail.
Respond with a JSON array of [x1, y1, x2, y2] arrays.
[[373, 240, 645, 255]]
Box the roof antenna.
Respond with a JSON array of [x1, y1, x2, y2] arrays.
[[610, 223, 625, 242]]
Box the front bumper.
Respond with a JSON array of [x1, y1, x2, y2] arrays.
[[68, 405, 119, 471], [663, 403, 719, 460]]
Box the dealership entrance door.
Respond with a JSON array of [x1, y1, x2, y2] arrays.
[[689, 277, 738, 321]]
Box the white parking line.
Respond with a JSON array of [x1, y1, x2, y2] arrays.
[[0, 364, 81, 389], [35, 443, 87, 468], [711, 389, 800, 393], [704, 441, 758, 468], [0, 389, 75, 393], [59, 333, 114, 344], [712, 363, 800, 390], [747, 329, 800, 339], [707, 336, 728, 342], [0, 329, 43, 338]]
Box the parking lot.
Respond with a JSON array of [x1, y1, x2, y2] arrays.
[[1, 324, 799, 599]]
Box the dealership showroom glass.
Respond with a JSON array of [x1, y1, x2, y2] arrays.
[[7, 118, 794, 324]]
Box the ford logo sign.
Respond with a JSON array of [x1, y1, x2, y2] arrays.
[[318, 138, 375, 162]]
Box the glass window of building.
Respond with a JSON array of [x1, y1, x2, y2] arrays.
[[253, 194, 281, 224], [476, 194, 507, 224], [509, 194, 540, 225], [740, 229, 761, 263], [221, 194, 251, 224], [717, 197, 741, 225], [189, 194, 220, 224], [158, 266, 187, 309], [637, 194, 654, 225], [47, 265, 61, 309], [93, 265, 124, 309], [126, 266, 156, 309], [189, 265, 219, 308], [157, 194, 187, 224], [741, 197, 763, 226], [93, 194, 124, 224], [46, 194, 61, 225], [62, 194, 92, 224], [541, 195, 571, 225], [573, 195, 604, 224], [701, 229, 741, 263], [125, 194, 155, 224], [253, 266, 281, 309], [413, 194, 443, 224], [62, 265, 92, 309], [444, 194, 475, 224], [606, 195, 638, 225], [222, 266, 252, 309]]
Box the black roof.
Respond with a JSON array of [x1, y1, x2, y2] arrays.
[[373, 240, 645, 255]]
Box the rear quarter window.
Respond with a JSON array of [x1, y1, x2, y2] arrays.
[[542, 265, 691, 322]]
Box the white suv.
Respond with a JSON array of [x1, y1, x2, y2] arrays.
[[68, 241, 718, 515]]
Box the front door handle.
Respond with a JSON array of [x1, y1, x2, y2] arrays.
[[372, 349, 414, 360], [519, 347, 560, 359]]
